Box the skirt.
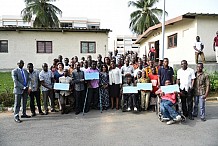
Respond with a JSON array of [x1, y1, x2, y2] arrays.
[[109, 83, 120, 98]]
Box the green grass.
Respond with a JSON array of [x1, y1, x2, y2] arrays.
[[0, 72, 13, 93]]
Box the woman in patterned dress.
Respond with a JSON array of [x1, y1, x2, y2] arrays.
[[99, 64, 109, 110]]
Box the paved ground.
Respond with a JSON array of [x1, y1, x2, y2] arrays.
[[0, 101, 218, 146]]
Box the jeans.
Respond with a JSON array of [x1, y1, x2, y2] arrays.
[[29, 91, 42, 113], [160, 99, 179, 119], [193, 95, 205, 119]]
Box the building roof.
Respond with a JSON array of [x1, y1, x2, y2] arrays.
[[0, 26, 111, 33], [135, 12, 218, 44]]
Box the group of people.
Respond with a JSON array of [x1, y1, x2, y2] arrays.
[[11, 51, 209, 125]]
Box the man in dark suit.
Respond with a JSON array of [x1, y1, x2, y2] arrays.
[[11, 60, 31, 123]]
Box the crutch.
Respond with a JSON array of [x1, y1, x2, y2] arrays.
[[82, 87, 89, 116]]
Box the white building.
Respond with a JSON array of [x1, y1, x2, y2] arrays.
[[0, 16, 110, 69], [135, 13, 218, 64], [0, 15, 100, 29], [115, 35, 140, 54]]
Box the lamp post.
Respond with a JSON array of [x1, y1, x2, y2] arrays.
[[161, 0, 166, 60]]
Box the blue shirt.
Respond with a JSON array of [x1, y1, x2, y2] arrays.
[[158, 66, 174, 86]]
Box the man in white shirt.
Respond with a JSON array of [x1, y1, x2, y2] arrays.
[[177, 60, 195, 120], [193, 36, 205, 64]]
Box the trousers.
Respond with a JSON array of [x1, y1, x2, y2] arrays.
[[14, 91, 28, 118], [29, 90, 42, 113], [193, 95, 206, 119]]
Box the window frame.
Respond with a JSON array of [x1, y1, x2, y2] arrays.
[[80, 41, 96, 53], [167, 33, 177, 49], [36, 41, 52, 53], [0, 40, 8, 53]]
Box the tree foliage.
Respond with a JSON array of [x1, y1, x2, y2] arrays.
[[21, 0, 62, 28], [128, 0, 167, 34]]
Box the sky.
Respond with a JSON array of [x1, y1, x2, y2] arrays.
[[1, 0, 218, 48]]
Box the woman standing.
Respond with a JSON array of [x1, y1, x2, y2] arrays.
[[99, 64, 109, 110], [54, 62, 65, 112], [109, 61, 122, 110]]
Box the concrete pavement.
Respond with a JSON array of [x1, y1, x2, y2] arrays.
[[0, 101, 218, 146]]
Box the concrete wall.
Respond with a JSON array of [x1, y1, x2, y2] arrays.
[[196, 16, 218, 61], [0, 31, 108, 69]]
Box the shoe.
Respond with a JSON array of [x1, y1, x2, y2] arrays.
[[134, 107, 137, 111], [39, 112, 45, 115], [201, 118, 206, 122], [61, 110, 64, 114], [51, 109, 58, 112], [31, 113, 36, 117], [21, 115, 31, 118], [166, 120, 176, 125], [75, 111, 80, 115], [188, 115, 194, 120], [127, 107, 131, 111], [174, 115, 182, 122], [45, 111, 48, 115], [193, 115, 197, 117], [14, 118, 22, 123]]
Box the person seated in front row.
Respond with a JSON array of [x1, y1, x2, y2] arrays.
[[123, 76, 138, 111], [155, 80, 182, 125]]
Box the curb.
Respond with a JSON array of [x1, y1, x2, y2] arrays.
[[206, 97, 218, 101]]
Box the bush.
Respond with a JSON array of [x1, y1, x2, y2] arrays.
[[209, 71, 218, 92], [0, 88, 14, 108]]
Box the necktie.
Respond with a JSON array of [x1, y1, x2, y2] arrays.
[[21, 69, 27, 87]]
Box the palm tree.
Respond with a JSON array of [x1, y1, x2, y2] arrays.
[[21, 0, 62, 28], [128, 0, 167, 34]]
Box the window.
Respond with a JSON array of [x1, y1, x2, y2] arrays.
[[117, 38, 123, 41], [60, 23, 72, 28], [81, 41, 96, 53], [168, 33, 177, 48], [0, 40, 8, 53], [37, 41, 52, 53]]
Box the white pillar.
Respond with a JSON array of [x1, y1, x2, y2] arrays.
[[160, 0, 166, 60]]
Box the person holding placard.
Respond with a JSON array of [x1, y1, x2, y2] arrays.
[[85, 61, 99, 112], [137, 70, 151, 111], [123, 76, 138, 111], [59, 69, 72, 114], [155, 80, 182, 125]]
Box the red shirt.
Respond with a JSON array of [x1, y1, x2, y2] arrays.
[[214, 36, 218, 46], [156, 89, 176, 104], [150, 48, 156, 53], [149, 74, 159, 93]]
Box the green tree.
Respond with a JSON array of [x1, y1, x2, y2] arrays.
[[21, 0, 62, 28], [128, 0, 167, 34]]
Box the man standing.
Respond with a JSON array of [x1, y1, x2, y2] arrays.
[[213, 31, 218, 63], [158, 58, 174, 86], [11, 60, 31, 123], [177, 60, 195, 120], [27, 63, 44, 116], [148, 46, 156, 61], [85, 61, 99, 112], [72, 62, 85, 115], [194, 36, 205, 64], [193, 63, 209, 121], [39, 63, 56, 115], [121, 59, 134, 83]]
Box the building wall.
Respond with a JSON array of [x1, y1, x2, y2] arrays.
[[139, 19, 197, 65], [196, 16, 218, 61], [0, 31, 108, 69]]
